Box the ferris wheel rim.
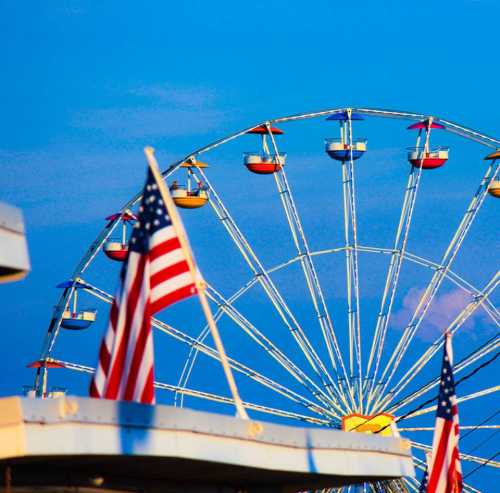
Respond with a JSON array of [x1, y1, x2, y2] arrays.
[[34, 106, 500, 492]]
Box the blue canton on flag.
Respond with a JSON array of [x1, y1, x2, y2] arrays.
[[426, 333, 462, 493], [436, 339, 457, 420], [419, 465, 429, 493], [129, 169, 171, 254], [90, 166, 197, 404]]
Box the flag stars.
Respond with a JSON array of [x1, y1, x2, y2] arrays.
[[129, 172, 172, 253], [428, 336, 461, 486]]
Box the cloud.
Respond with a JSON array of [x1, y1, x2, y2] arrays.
[[129, 84, 218, 108], [73, 107, 226, 139], [73, 84, 229, 139], [390, 287, 494, 341], [0, 146, 176, 228]]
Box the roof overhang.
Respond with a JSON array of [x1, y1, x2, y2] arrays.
[[0, 397, 414, 492]]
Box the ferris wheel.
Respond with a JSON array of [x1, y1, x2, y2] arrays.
[[29, 107, 500, 493]]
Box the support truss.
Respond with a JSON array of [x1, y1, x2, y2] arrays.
[[196, 166, 339, 396], [376, 273, 499, 412], [388, 334, 500, 416], [375, 159, 499, 407], [411, 440, 500, 468], [55, 359, 330, 425], [81, 281, 339, 421], [366, 124, 431, 408], [266, 124, 353, 409]]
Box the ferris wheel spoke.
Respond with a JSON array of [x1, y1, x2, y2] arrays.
[[79, 280, 339, 420], [401, 478, 418, 493], [375, 273, 499, 412], [335, 113, 364, 410], [400, 425, 500, 432], [366, 139, 427, 408], [35, 161, 187, 394], [266, 125, 353, 403], [404, 385, 499, 420], [410, 458, 431, 493], [387, 479, 410, 493], [352, 108, 500, 149], [404, 477, 422, 492], [205, 284, 347, 414], [385, 334, 500, 416], [410, 440, 500, 469], [154, 318, 341, 420], [175, 254, 336, 409], [154, 381, 331, 424], [404, 251, 500, 324], [348, 116, 363, 406], [55, 359, 330, 425], [196, 167, 339, 397], [482, 301, 500, 327], [268, 245, 495, 323], [377, 160, 500, 398], [463, 485, 482, 493], [174, 325, 210, 407], [175, 278, 258, 407], [353, 246, 499, 321]]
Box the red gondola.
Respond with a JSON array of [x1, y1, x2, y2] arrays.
[[244, 124, 286, 174], [103, 209, 137, 261], [407, 119, 449, 169]]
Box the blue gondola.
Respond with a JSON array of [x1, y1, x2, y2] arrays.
[[325, 111, 367, 162], [325, 139, 367, 161], [57, 279, 97, 330], [60, 309, 97, 330]]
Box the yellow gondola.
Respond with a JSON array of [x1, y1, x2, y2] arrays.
[[484, 150, 500, 161], [171, 159, 209, 209], [484, 151, 500, 198], [488, 180, 500, 198], [171, 189, 209, 208]]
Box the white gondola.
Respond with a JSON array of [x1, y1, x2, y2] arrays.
[[61, 309, 97, 330], [407, 147, 449, 169], [325, 138, 367, 161]]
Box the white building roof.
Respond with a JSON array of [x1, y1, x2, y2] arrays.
[[0, 396, 414, 492]]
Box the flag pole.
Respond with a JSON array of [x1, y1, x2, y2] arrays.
[[144, 147, 249, 420]]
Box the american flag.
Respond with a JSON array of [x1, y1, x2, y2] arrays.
[[419, 465, 429, 493], [426, 333, 462, 493], [90, 167, 197, 404]]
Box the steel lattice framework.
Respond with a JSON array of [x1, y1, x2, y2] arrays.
[[33, 107, 499, 493]]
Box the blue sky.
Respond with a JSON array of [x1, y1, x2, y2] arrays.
[[2, 1, 499, 490]]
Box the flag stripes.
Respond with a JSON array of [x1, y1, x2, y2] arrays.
[[90, 168, 196, 404], [426, 333, 462, 493]]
